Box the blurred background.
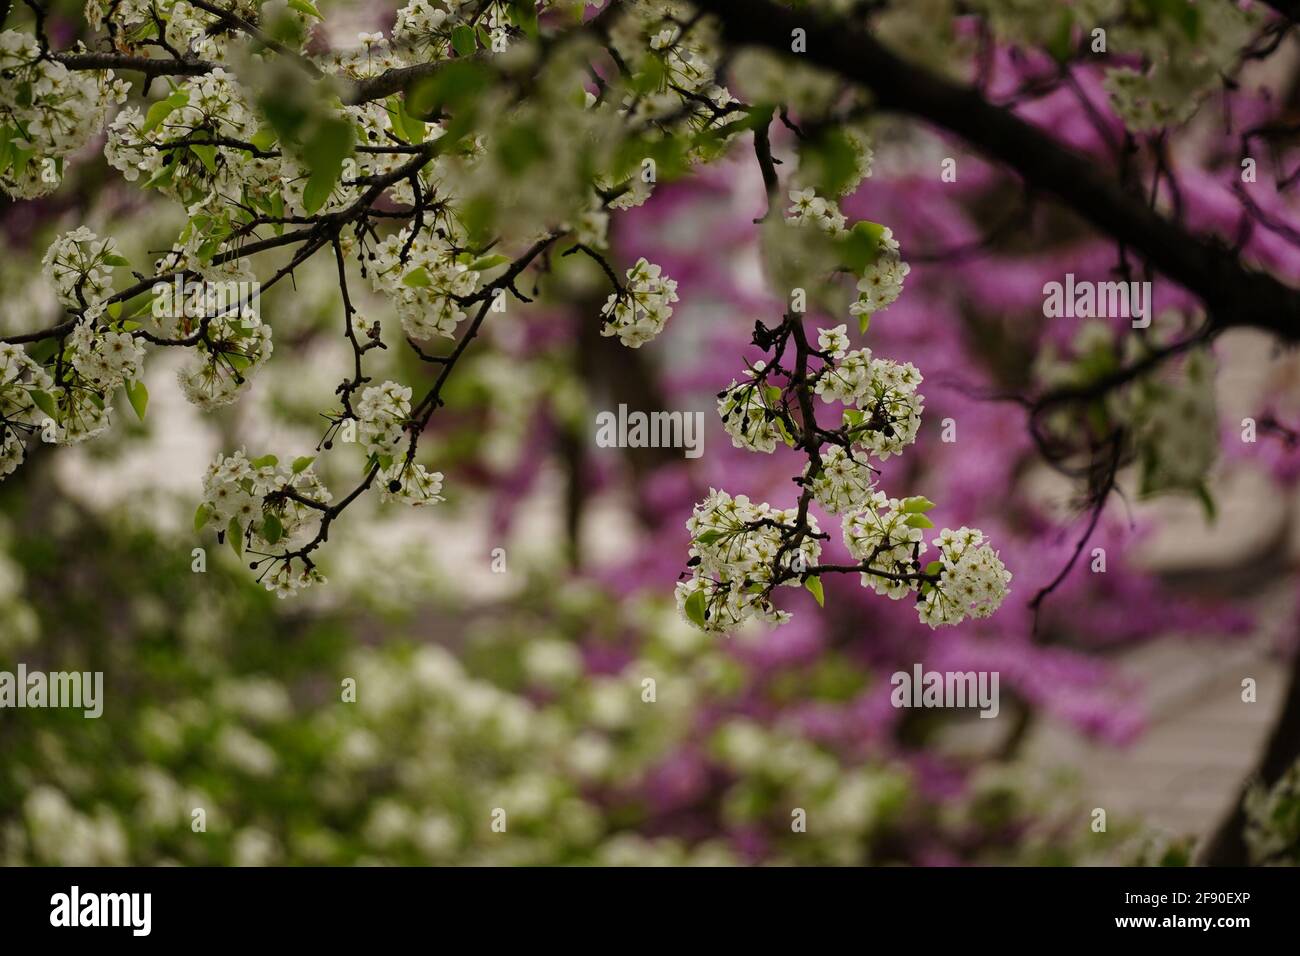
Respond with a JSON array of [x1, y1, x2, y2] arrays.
[[3, 0, 1300, 866]]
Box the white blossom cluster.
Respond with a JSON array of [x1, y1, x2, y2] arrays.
[[843, 498, 1011, 627], [786, 187, 849, 235], [41, 227, 122, 310], [842, 492, 929, 600], [175, 304, 274, 411], [356, 381, 447, 508], [356, 381, 412, 457], [850, 226, 910, 318], [806, 444, 877, 514], [599, 258, 679, 348], [368, 229, 482, 342], [68, 322, 146, 392], [1244, 759, 1300, 865], [784, 191, 910, 319], [3, 231, 150, 450], [1099, 0, 1262, 133], [0, 30, 128, 198], [610, 1, 737, 132], [689, 270, 1005, 630], [917, 527, 1013, 629], [105, 68, 274, 218], [675, 489, 822, 632], [199, 450, 332, 597], [393, 0, 453, 49], [0, 344, 53, 478], [815, 341, 924, 461], [1037, 320, 1219, 497], [380, 460, 446, 507], [717, 364, 783, 454]]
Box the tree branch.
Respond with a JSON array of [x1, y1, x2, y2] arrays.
[[692, 0, 1300, 343]]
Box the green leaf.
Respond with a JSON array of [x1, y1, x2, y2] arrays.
[[630, 55, 666, 97], [301, 117, 354, 215], [387, 96, 425, 145], [101, 253, 131, 267], [1046, 10, 1074, 64], [249, 454, 278, 468], [291, 455, 316, 474], [143, 162, 177, 190], [838, 220, 887, 274], [262, 512, 283, 545], [904, 513, 935, 529], [901, 496, 936, 514], [402, 267, 432, 287], [28, 389, 57, 420], [288, 0, 323, 19], [804, 576, 824, 607], [799, 126, 860, 198], [924, 560, 943, 575], [228, 516, 243, 557], [467, 253, 511, 272], [27, 339, 58, 364], [451, 24, 477, 57], [143, 91, 190, 134], [405, 59, 491, 121], [509, 0, 540, 38], [684, 588, 707, 628], [302, 170, 336, 216], [497, 123, 548, 176], [125, 379, 148, 422], [191, 143, 217, 173], [858, 313, 871, 335], [694, 529, 726, 546], [251, 126, 279, 152]]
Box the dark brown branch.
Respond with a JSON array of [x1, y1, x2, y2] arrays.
[[692, 0, 1300, 344]]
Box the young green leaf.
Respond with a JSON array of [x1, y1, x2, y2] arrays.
[[468, 253, 511, 272], [288, 0, 323, 19], [190, 143, 217, 173], [402, 267, 433, 287], [28, 389, 57, 420], [804, 576, 825, 607], [143, 91, 190, 134], [684, 588, 708, 628], [451, 24, 477, 57], [125, 379, 149, 422]]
